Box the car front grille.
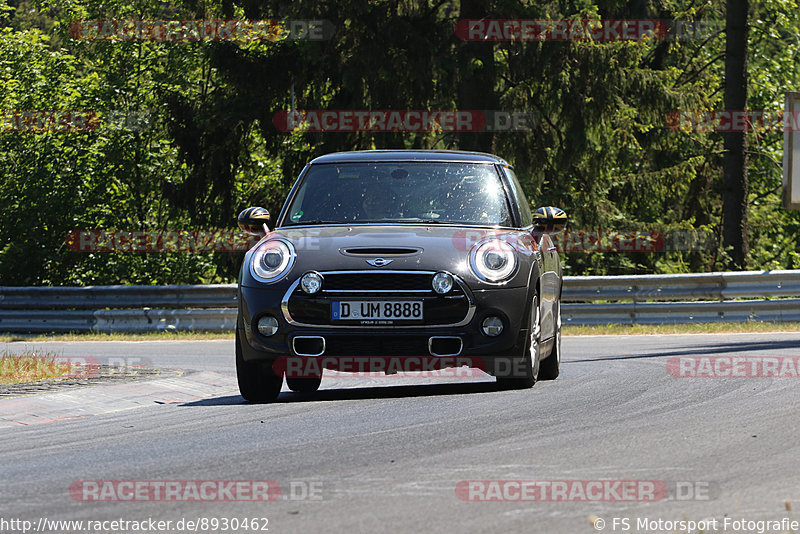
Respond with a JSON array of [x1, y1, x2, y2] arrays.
[[321, 272, 439, 292], [283, 271, 472, 327]]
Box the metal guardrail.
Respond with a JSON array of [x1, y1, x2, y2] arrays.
[[562, 270, 800, 302], [0, 285, 238, 310], [0, 309, 238, 333], [563, 299, 800, 325], [1, 270, 800, 332]]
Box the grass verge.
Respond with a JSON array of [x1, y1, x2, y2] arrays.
[[0, 350, 75, 384]]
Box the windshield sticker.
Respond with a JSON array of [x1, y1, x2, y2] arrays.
[[290, 210, 304, 222]]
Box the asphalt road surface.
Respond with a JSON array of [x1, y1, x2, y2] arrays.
[[1, 333, 799, 534]]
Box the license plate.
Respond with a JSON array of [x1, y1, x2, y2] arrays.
[[332, 301, 423, 321]]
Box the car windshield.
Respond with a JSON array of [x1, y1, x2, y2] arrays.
[[282, 162, 513, 226]]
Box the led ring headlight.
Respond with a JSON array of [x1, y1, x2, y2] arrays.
[[469, 239, 517, 282], [251, 239, 295, 283]]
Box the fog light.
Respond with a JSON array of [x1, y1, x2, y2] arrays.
[[257, 315, 279, 336], [300, 271, 323, 294], [481, 316, 503, 337], [432, 272, 454, 294]]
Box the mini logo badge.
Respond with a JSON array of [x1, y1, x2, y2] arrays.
[[366, 258, 393, 267]]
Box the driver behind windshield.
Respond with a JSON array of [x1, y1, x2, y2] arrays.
[[360, 182, 396, 220]]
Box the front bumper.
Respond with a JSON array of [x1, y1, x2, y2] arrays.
[[238, 280, 530, 363]]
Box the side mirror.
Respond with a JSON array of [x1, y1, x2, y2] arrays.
[[238, 206, 271, 235], [532, 206, 567, 233]]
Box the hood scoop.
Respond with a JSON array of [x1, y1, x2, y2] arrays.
[[341, 247, 422, 256]]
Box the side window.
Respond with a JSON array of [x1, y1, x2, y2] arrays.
[[503, 167, 532, 227]]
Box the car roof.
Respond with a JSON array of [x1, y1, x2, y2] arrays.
[[309, 150, 510, 166]]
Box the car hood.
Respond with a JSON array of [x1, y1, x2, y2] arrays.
[[243, 225, 538, 288]]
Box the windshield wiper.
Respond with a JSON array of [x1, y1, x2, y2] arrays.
[[378, 218, 454, 224], [288, 219, 343, 225], [291, 218, 457, 225], [351, 218, 450, 224]]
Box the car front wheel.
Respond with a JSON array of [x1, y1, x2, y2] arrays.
[[236, 329, 283, 403], [538, 300, 561, 380], [496, 294, 541, 389], [286, 375, 322, 393]]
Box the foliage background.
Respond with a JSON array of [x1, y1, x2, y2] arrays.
[[1, 0, 798, 285]]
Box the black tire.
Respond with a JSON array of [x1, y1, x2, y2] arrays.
[[236, 329, 283, 403], [538, 301, 561, 380], [496, 295, 541, 389], [286, 375, 322, 393]]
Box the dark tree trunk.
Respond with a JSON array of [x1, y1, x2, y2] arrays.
[[722, 0, 750, 270], [456, 0, 497, 152]]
